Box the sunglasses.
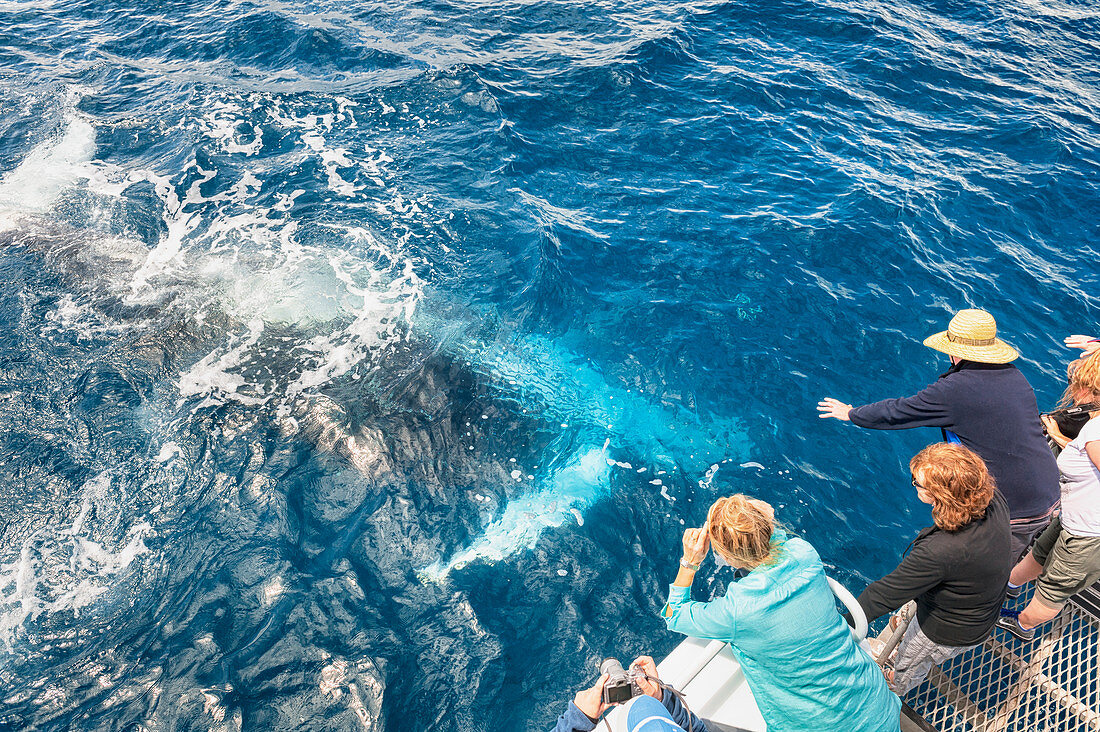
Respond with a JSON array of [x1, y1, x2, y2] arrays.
[[911, 476, 923, 490]]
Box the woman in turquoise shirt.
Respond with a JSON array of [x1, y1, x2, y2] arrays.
[[664, 495, 900, 732]]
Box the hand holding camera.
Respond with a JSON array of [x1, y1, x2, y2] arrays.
[[630, 656, 663, 700], [573, 656, 666, 720], [1041, 413, 1071, 449], [573, 672, 612, 720], [600, 658, 645, 704]]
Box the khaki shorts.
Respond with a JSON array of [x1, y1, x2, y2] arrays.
[[1032, 516, 1100, 608]]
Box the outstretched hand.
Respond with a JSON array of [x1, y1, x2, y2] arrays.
[[1065, 335, 1100, 354], [817, 397, 853, 421]]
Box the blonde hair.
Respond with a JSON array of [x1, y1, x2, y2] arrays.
[[910, 443, 995, 532], [1062, 351, 1100, 407], [706, 494, 779, 570]]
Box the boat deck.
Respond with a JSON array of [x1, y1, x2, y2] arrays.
[[897, 580, 1100, 731]]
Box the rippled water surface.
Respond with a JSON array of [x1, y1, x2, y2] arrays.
[[0, 0, 1097, 729]]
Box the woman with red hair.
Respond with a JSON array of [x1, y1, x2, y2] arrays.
[[858, 443, 1012, 695]]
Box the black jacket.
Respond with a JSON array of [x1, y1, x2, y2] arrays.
[[858, 492, 1012, 646], [849, 361, 1059, 520]]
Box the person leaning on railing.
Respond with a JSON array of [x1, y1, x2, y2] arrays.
[[662, 495, 901, 732], [856, 444, 1012, 695], [998, 349, 1100, 641], [818, 309, 1060, 561]]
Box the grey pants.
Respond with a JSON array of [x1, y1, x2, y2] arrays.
[[1010, 511, 1056, 563], [893, 618, 976, 696]]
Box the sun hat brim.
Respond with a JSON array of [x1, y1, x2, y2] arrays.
[[923, 331, 1019, 364]]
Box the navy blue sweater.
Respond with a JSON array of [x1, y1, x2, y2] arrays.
[[849, 361, 1059, 520]]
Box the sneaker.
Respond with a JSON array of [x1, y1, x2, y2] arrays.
[[1005, 583, 1023, 600], [995, 609, 1035, 642]]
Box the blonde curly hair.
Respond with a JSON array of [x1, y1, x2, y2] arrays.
[[706, 494, 780, 570], [1063, 350, 1100, 407]]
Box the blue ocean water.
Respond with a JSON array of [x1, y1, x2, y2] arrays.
[[0, 0, 1097, 728]]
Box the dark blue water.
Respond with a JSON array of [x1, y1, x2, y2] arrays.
[[0, 0, 1097, 728]]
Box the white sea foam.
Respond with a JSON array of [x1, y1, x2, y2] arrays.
[[124, 166, 207, 302], [0, 91, 420, 422], [136, 98, 425, 406], [420, 445, 610, 579], [285, 255, 422, 396], [176, 318, 266, 408], [0, 474, 153, 652], [698, 463, 720, 490], [156, 442, 181, 463], [0, 104, 96, 231], [200, 101, 264, 156], [0, 98, 426, 410], [3, 87, 751, 593], [43, 293, 152, 341]]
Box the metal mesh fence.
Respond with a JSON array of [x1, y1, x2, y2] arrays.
[[896, 595, 1100, 732]]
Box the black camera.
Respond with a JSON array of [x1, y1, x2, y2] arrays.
[[1043, 405, 1095, 441], [600, 658, 644, 704]]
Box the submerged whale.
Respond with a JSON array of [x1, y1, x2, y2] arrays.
[[0, 109, 751, 580], [0, 115, 753, 730]]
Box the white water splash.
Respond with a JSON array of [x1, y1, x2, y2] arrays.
[[0, 100, 96, 231], [420, 445, 611, 579], [698, 463, 721, 490], [156, 442, 181, 463], [176, 318, 267, 408], [0, 90, 426, 411], [0, 474, 153, 652], [1, 87, 754, 594]]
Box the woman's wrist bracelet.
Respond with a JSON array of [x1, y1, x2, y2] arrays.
[[679, 558, 701, 571]]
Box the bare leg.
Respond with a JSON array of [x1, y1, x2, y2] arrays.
[[1009, 552, 1044, 587], [1018, 595, 1062, 630]]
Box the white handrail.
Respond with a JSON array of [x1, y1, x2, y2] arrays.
[[828, 576, 868, 642], [665, 639, 727, 691]]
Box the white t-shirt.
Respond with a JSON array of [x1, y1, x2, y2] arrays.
[[1056, 415, 1100, 537]]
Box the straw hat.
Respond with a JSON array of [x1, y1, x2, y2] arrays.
[[923, 309, 1018, 364]]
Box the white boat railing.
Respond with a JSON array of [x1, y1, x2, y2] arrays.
[[827, 575, 868, 643], [663, 639, 727, 692]]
